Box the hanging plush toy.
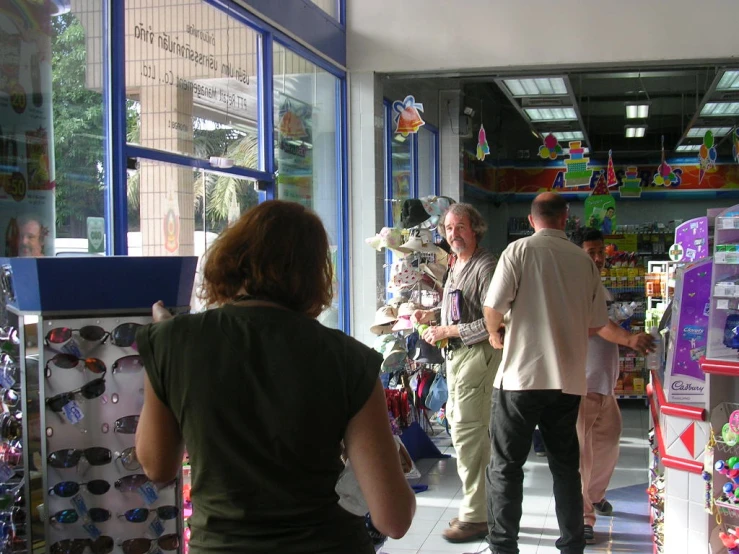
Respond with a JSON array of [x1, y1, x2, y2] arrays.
[[698, 130, 717, 184], [653, 136, 678, 186], [476, 125, 490, 161]]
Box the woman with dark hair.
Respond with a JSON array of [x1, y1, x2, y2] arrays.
[[134, 200, 415, 554]]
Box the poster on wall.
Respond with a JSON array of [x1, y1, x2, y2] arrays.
[[276, 96, 313, 208], [0, 5, 56, 257]]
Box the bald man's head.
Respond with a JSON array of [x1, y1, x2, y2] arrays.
[[529, 192, 568, 231]]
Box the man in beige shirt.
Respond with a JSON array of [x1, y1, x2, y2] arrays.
[[482, 192, 608, 554]]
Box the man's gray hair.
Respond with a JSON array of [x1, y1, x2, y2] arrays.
[[444, 203, 487, 241]]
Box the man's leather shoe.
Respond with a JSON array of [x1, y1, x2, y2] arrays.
[[442, 520, 488, 543]]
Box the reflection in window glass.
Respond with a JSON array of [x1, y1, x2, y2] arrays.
[[309, 0, 339, 19], [417, 126, 437, 199], [125, 0, 260, 168], [0, 2, 107, 257], [273, 44, 340, 328], [390, 134, 412, 227]]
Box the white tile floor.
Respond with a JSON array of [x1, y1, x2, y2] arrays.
[[382, 403, 652, 554]]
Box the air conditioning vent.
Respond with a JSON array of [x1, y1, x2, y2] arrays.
[[713, 91, 739, 101], [522, 97, 568, 108]]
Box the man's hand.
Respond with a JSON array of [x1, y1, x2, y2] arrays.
[[627, 332, 656, 355], [422, 325, 448, 344], [152, 301, 173, 324], [412, 310, 434, 325], [489, 328, 504, 350]]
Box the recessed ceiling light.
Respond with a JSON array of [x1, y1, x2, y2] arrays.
[[717, 70, 739, 91], [503, 78, 568, 97], [701, 102, 739, 116], [675, 144, 702, 152], [524, 107, 577, 121], [625, 126, 647, 138], [544, 131, 584, 141], [687, 127, 732, 138], [625, 103, 650, 119]]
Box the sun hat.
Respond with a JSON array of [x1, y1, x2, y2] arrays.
[[386, 259, 423, 292], [399, 229, 439, 254], [370, 305, 398, 335], [365, 227, 411, 255], [401, 199, 431, 229]]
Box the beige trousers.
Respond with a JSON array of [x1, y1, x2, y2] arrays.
[[576, 392, 622, 526], [447, 341, 501, 523]]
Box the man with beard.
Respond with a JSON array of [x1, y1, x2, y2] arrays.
[[18, 214, 47, 257], [413, 203, 500, 544]]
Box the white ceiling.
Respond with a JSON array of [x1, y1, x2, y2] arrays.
[[348, 0, 739, 74]]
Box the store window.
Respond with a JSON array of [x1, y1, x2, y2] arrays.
[[308, 0, 340, 20], [273, 43, 342, 327], [417, 124, 439, 199], [0, 2, 107, 257]]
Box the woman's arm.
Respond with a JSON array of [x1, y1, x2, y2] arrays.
[[135, 373, 185, 484], [343, 380, 416, 539]]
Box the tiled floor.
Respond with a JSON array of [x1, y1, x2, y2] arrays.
[[382, 403, 653, 554]]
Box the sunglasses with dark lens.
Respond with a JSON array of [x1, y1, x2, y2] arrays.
[[121, 534, 179, 554], [50, 508, 111, 524], [114, 473, 150, 492], [46, 375, 106, 413], [120, 505, 179, 523], [116, 446, 141, 471], [50, 536, 114, 554], [46, 323, 142, 348], [114, 415, 139, 434], [48, 480, 110, 497], [48, 447, 112, 469], [112, 355, 144, 374], [45, 354, 106, 376]]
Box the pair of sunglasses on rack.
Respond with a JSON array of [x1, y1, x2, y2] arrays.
[[45, 323, 142, 348], [48, 479, 111, 497], [114, 415, 139, 434], [45, 355, 143, 377], [46, 375, 106, 413], [119, 505, 178, 523], [122, 535, 179, 554], [50, 536, 114, 554], [48, 447, 112, 469], [50, 508, 110, 524]]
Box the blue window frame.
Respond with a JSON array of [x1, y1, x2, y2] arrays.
[[104, 0, 349, 330]]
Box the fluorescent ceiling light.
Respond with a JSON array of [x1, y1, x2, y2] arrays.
[[687, 127, 732, 138], [625, 103, 650, 119], [717, 70, 739, 91], [524, 107, 577, 121], [625, 126, 646, 138], [545, 131, 584, 141], [504, 78, 568, 97], [675, 144, 702, 152], [701, 102, 739, 116]]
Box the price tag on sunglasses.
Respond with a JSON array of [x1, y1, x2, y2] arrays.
[[82, 522, 101, 540], [62, 401, 85, 425], [0, 371, 14, 390], [137, 482, 159, 506], [0, 463, 13, 483], [149, 516, 165, 538], [60, 341, 83, 358], [70, 493, 89, 518]]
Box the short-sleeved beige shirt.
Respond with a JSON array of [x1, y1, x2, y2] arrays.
[[484, 229, 608, 396]]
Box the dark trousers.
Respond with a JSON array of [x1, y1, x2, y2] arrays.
[[485, 388, 584, 554]]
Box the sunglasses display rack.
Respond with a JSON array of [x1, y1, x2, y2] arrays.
[[0, 256, 197, 554]]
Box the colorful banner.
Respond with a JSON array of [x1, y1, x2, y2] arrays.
[[472, 163, 739, 195], [276, 96, 313, 208], [0, 5, 56, 257]]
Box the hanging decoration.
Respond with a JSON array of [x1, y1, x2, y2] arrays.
[[653, 136, 678, 186], [278, 99, 308, 139], [733, 128, 739, 163], [698, 130, 717, 184], [619, 166, 642, 198], [538, 134, 563, 160], [585, 171, 617, 234], [562, 141, 592, 187], [606, 150, 618, 187], [393, 95, 425, 136], [476, 125, 490, 161]]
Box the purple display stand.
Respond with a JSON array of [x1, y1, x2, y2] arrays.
[[400, 422, 450, 461], [672, 217, 709, 263]]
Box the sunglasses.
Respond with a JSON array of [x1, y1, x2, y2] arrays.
[[121, 534, 179, 554], [116, 446, 141, 471], [46, 375, 106, 412], [46, 323, 142, 348], [50, 507, 111, 524], [119, 505, 178, 523], [0, 413, 20, 442], [50, 536, 114, 554], [48, 479, 110, 497], [112, 355, 144, 374], [114, 415, 139, 434], [0, 480, 23, 510], [48, 447, 112, 469], [114, 474, 151, 492], [45, 355, 106, 376]]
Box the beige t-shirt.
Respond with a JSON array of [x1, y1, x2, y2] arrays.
[[484, 229, 608, 396]]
